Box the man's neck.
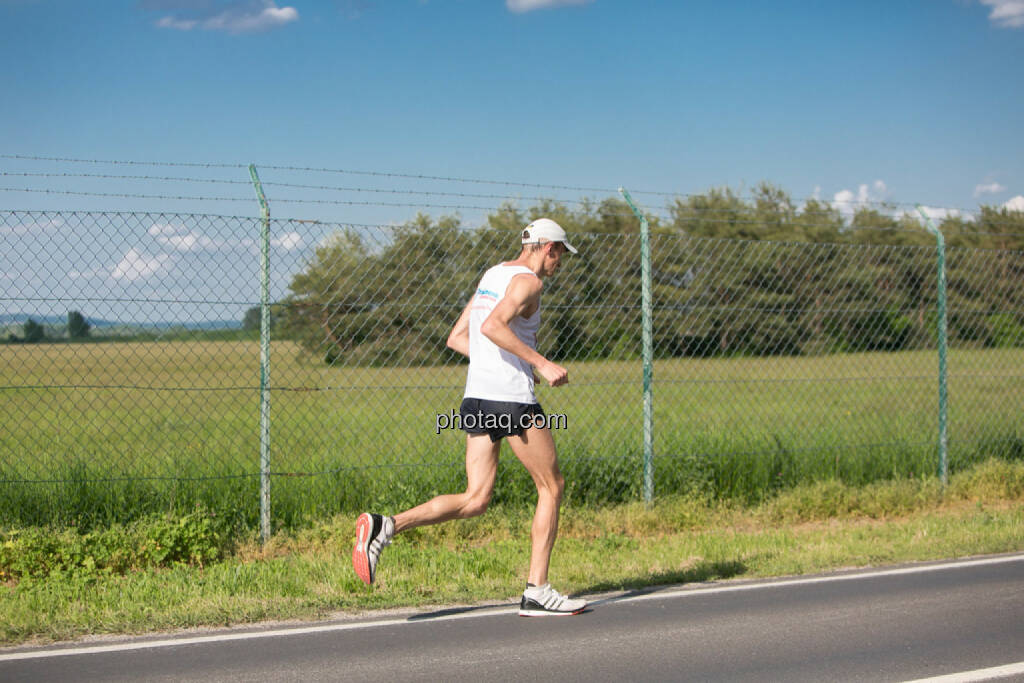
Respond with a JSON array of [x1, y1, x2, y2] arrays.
[[505, 251, 545, 277]]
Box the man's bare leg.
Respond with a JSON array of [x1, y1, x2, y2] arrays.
[[393, 434, 500, 533], [506, 425, 564, 586]]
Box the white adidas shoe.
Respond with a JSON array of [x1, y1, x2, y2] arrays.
[[352, 513, 394, 585], [519, 583, 587, 616]]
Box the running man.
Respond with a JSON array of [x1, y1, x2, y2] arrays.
[[352, 218, 586, 617]]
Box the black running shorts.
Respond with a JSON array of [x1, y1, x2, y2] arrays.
[[459, 397, 546, 443]]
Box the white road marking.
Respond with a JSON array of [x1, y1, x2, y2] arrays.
[[0, 608, 518, 663], [901, 661, 1024, 682], [588, 552, 1024, 607], [1, 552, 1022, 663]]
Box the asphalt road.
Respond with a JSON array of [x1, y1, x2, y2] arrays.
[[2, 554, 1023, 682]]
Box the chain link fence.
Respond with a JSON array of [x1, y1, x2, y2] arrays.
[[2, 207, 1022, 530]]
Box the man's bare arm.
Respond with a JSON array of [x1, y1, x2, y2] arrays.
[[480, 274, 568, 387], [446, 300, 472, 358]]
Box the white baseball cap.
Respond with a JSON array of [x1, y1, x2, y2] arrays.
[[521, 218, 578, 254]]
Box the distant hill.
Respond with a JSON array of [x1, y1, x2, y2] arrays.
[[0, 314, 242, 330]]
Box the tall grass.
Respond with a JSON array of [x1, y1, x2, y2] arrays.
[[1, 342, 1021, 530]]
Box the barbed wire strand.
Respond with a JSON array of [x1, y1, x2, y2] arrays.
[[0, 171, 654, 211], [6, 192, 1024, 239], [7, 152, 1020, 219], [10, 170, 1023, 231], [3, 155, 1024, 234], [2, 199, 1018, 240]]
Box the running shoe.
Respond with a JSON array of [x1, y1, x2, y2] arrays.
[[352, 513, 394, 585], [518, 583, 587, 616]]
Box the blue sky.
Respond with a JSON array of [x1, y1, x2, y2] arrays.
[[1, 0, 1023, 324], [2, 0, 1023, 218]]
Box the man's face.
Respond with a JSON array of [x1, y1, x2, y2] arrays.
[[541, 241, 566, 276]]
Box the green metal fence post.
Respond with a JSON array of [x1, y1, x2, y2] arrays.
[[915, 205, 949, 486], [619, 187, 654, 504], [249, 164, 273, 542]]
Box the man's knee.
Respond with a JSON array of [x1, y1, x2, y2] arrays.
[[538, 473, 564, 501], [460, 492, 491, 518]]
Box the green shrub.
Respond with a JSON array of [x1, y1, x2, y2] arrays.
[[763, 476, 945, 523], [986, 314, 1024, 348], [0, 508, 230, 582], [950, 458, 1024, 500]]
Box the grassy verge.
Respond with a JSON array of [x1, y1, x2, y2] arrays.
[[2, 459, 1022, 646]]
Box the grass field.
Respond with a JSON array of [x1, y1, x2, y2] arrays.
[[1, 341, 1022, 530]]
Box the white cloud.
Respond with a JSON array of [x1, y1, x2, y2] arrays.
[[912, 205, 964, 223], [155, 1, 298, 34], [111, 249, 173, 282], [271, 232, 303, 250], [148, 223, 222, 251], [507, 0, 594, 12], [831, 179, 889, 220], [0, 217, 62, 236], [147, 222, 280, 252], [833, 188, 856, 205], [317, 231, 356, 251], [69, 268, 108, 280], [147, 223, 180, 237], [156, 16, 199, 30], [974, 181, 1007, 197], [1005, 195, 1024, 212], [165, 232, 215, 251], [980, 0, 1024, 28]]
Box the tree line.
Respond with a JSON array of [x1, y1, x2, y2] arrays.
[[280, 184, 1024, 366], [5, 311, 91, 344]]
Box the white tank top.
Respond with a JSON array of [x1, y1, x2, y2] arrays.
[[463, 263, 541, 403]]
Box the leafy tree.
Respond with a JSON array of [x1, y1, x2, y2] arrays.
[[242, 306, 267, 332], [973, 205, 1024, 251], [23, 319, 45, 344], [282, 216, 477, 366], [790, 198, 843, 243], [669, 187, 751, 239], [67, 310, 91, 339]]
